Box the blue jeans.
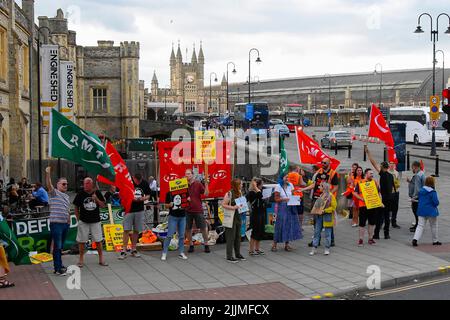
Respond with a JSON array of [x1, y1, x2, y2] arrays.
[[50, 223, 69, 272], [163, 216, 186, 254], [313, 215, 332, 249]]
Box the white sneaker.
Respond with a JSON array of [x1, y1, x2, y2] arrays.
[[309, 248, 316, 256], [324, 249, 330, 255], [351, 224, 358, 228], [178, 253, 188, 260], [161, 253, 167, 261]]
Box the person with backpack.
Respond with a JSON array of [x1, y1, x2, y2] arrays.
[[412, 176, 441, 247], [300, 158, 339, 247], [246, 178, 267, 256]]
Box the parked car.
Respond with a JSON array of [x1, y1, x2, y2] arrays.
[[320, 131, 352, 149], [271, 124, 290, 138], [269, 119, 284, 126]]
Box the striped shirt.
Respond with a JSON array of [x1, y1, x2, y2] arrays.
[[49, 189, 70, 224]]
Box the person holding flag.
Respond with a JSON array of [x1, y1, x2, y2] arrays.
[[365, 145, 395, 240], [271, 173, 302, 252], [45, 166, 70, 276]]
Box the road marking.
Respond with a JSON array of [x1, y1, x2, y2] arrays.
[[365, 277, 450, 297]]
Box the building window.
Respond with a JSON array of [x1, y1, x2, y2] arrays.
[[185, 101, 196, 112], [92, 88, 108, 112], [22, 45, 29, 91], [0, 26, 7, 81]]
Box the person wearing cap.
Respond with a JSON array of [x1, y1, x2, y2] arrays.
[[365, 146, 395, 240], [389, 161, 401, 229]]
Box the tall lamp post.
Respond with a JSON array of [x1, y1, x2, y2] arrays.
[[164, 86, 169, 121], [436, 50, 446, 94], [414, 12, 450, 156], [374, 63, 383, 109], [323, 74, 332, 131], [436, 50, 448, 149], [226, 62, 237, 115], [248, 48, 262, 104], [209, 72, 218, 116]]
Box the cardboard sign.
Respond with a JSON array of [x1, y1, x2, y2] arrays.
[[359, 180, 383, 210], [169, 178, 189, 192], [195, 130, 216, 161], [169, 178, 189, 209], [103, 224, 131, 252]]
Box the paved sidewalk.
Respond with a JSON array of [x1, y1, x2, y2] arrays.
[[2, 155, 450, 300]]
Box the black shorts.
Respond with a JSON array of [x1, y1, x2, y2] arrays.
[[359, 207, 378, 227], [186, 212, 207, 230]]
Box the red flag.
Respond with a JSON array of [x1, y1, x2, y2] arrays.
[[295, 127, 340, 170], [97, 141, 135, 213], [368, 104, 394, 147], [156, 140, 232, 203], [387, 146, 398, 164]]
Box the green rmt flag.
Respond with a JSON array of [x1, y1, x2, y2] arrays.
[[49, 109, 116, 181], [279, 136, 289, 176]]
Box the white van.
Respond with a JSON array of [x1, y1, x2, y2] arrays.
[[390, 106, 449, 145]]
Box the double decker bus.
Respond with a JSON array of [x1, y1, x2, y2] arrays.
[[234, 102, 270, 142]]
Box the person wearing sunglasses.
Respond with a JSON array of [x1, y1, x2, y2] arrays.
[[45, 166, 71, 276]]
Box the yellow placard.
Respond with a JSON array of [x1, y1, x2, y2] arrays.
[[103, 224, 131, 252], [195, 130, 216, 161], [169, 178, 189, 192], [359, 180, 383, 210]]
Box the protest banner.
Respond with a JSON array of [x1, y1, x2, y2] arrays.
[[359, 180, 383, 210]]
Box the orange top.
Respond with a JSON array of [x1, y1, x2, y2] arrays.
[[355, 179, 367, 208]]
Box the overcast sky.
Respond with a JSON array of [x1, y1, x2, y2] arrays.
[[31, 0, 450, 88]]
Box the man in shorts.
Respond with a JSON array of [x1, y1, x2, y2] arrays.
[[353, 169, 381, 246], [119, 173, 151, 260], [185, 169, 210, 253], [73, 177, 107, 267]]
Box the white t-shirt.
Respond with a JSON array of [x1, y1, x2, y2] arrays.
[[274, 183, 294, 199], [149, 180, 157, 191]]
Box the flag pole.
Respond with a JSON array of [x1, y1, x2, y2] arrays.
[[295, 126, 301, 164]]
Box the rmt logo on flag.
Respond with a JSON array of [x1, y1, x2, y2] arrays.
[[213, 170, 227, 180], [164, 174, 180, 182]]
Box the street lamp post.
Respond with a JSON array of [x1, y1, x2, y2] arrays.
[[374, 63, 383, 108], [436, 50, 448, 149], [209, 72, 218, 117], [414, 12, 450, 156], [436, 50, 445, 94], [164, 87, 168, 121], [248, 48, 262, 104], [323, 74, 332, 131], [226, 62, 237, 115]]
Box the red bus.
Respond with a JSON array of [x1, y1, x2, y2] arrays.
[[285, 103, 303, 132]]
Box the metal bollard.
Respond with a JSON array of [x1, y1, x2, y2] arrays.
[[435, 155, 439, 177], [407, 151, 410, 169], [383, 147, 387, 162], [335, 141, 338, 155], [348, 146, 351, 159], [363, 145, 367, 162]]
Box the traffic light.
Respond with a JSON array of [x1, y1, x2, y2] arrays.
[[443, 89, 450, 132]]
